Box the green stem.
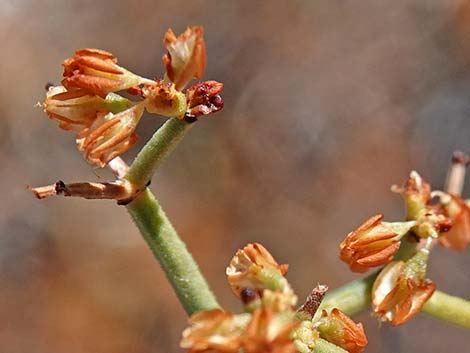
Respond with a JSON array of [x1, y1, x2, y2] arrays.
[[126, 188, 220, 314], [319, 273, 470, 329], [314, 339, 347, 353], [319, 273, 376, 316], [422, 290, 470, 328], [125, 118, 193, 188]]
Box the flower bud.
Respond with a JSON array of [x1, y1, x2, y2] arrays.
[[372, 249, 436, 325], [181, 309, 249, 353], [76, 104, 144, 167], [340, 214, 415, 273], [226, 243, 292, 302], [142, 81, 187, 118], [242, 308, 298, 353], [316, 309, 368, 353], [185, 80, 224, 118], [43, 86, 107, 132], [402, 171, 431, 220], [62, 48, 147, 96], [162, 26, 206, 90]]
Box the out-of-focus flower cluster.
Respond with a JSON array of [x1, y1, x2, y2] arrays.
[[42, 26, 224, 167], [181, 243, 368, 353], [339, 168, 470, 326]]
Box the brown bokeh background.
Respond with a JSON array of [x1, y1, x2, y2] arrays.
[[1, 1, 470, 352]]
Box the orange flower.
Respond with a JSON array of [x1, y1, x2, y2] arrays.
[[185, 81, 224, 119], [76, 104, 144, 167], [181, 309, 248, 353], [241, 308, 298, 353], [162, 26, 206, 90], [372, 249, 436, 326], [62, 48, 147, 96], [317, 309, 368, 353], [439, 194, 470, 251], [141, 80, 187, 118], [340, 214, 415, 273], [43, 86, 106, 132], [226, 243, 289, 299]]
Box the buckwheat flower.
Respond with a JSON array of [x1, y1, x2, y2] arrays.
[[141, 80, 187, 119], [180, 309, 249, 353], [438, 193, 470, 251], [316, 309, 368, 353], [241, 308, 298, 353], [76, 104, 144, 167], [340, 214, 416, 273], [226, 243, 290, 300], [185, 80, 224, 118], [43, 85, 107, 132], [162, 26, 206, 90], [372, 248, 436, 326], [62, 48, 148, 96]]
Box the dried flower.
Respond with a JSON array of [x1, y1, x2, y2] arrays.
[[181, 309, 249, 353], [292, 320, 319, 353], [226, 243, 290, 300], [43, 86, 107, 132], [76, 104, 144, 167], [317, 309, 368, 353], [163, 26, 206, 90], [142, 80, 187, 118], [185, 80, 224, 118], [242, 308, 298, 353], [62, 48, 147, 96], [439, 193, 470, 251], [340, 214, 415, 273], [372, 249, 435, 325]]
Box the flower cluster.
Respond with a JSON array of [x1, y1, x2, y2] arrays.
[[181, 243, 368, 353], [339, 169, 470, 325], [42, 26, 224, 167]]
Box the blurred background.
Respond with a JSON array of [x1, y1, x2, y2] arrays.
[[1, 0, 470, 352]]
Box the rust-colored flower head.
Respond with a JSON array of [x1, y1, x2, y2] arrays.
[[241, 308, 298, 353], [317, 309, 368, 353], [185, 80, 224, 119], [181, 309, 249, 353], [76, 104, 144, 167], [439, 193, 470, 251], [162, 26, 206, 91], [141, 80, 187, 119], [340, 214, 416, 273], [372, 249, 436, 326], [226, 243, 290, 300], [62, 48, 147, 96], [43, 85, 107, 132]]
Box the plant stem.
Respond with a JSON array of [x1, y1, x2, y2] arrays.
[[314, 338, 347, 353], [319, 273, 470, 329], [126, 188, 220, 314], [422, 290, 470, 328], [125, 118, 193, 188], [319, 273, 375, 316]]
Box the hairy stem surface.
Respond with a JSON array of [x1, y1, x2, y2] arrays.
[[125, 118, 193, 188], [127, 188, 220, 314]]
